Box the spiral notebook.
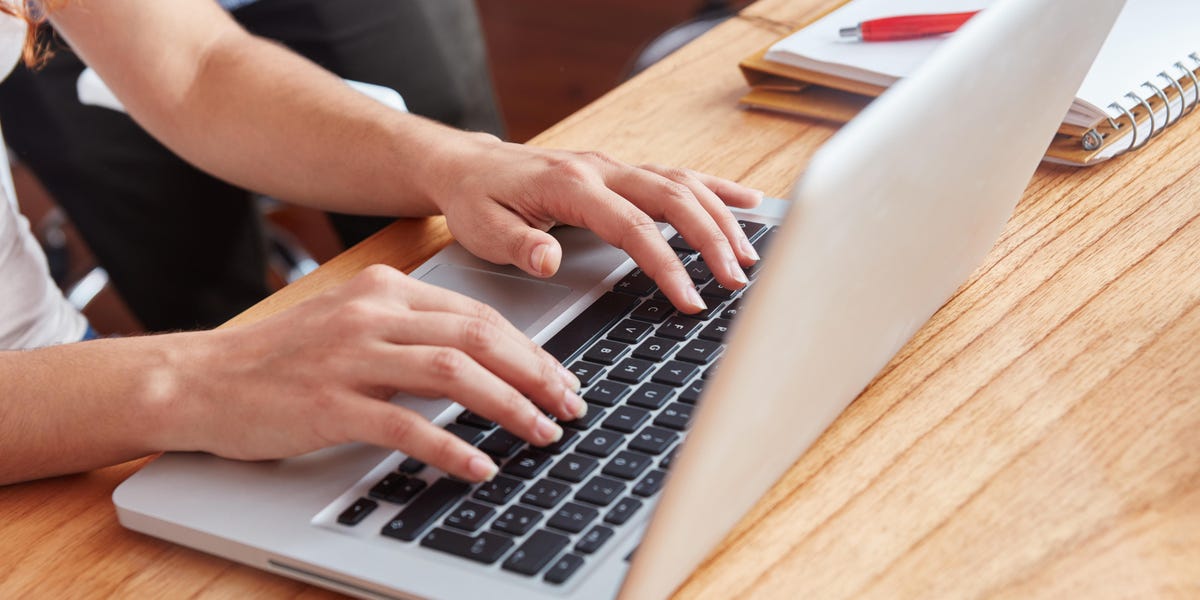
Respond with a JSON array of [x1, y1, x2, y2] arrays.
[[739, 0, 1199, 166]]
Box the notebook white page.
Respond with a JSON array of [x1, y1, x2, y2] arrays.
[[766, 0, 1200, 128]]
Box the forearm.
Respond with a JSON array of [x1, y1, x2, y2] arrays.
[[0, 336, 188, 485], [1, 267, 592, 487], [48, 0, 469, 216], [144, 33, 465, 215]]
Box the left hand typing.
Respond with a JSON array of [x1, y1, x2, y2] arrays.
[[425, 133, 763, 313]]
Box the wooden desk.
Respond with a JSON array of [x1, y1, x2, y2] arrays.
[[3, 0, 1197, 596]]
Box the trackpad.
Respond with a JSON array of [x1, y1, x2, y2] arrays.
[[418, 264, 572, 332]]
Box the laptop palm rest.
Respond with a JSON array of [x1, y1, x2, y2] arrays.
[[417, 264, 571, 333]]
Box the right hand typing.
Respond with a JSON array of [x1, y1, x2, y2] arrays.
[[154, 265, 585, 482]]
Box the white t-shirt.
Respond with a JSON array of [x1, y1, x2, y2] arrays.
[[0, 13, 88, 349]]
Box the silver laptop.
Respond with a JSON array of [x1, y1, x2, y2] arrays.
[[114, 0, 1125, 597]]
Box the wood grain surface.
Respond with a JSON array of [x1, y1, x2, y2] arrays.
[[3, 0, 1198, 597]]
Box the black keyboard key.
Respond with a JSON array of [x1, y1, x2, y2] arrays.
[[582, 380, 630, 407], [684, 260, 713, 285], [752, 226, 779, 258], [575, 525, 614, 555], [576, 430, 624, 458], [521, 478, 572, 509], [654, 402, 694, 431], [568, 361, 606, 387], [658, 316, 702, 341], [473, 475, 525, 505], [632, 337, 677, 362], [738, 219, 768, 241], [478, 429, 524, 458], [548, 453, 599, 483], [445, 423, 487, 446], [629, 427, 678, 455], [444, 500, 496, 532], [630, 299, 674, 324], [543, 292, 639, 363], [492, 505, 543, 536], [680, 379, 705, 404], [503, 530, 570, 576], [583, 339, 629, 366], [560, 404, 606, 430], [337, 498, 378, 526], [502, 450, 554, 479], [702, 362, 719, 379], [633, 470, 668, 498], [610, 358, 656, 384], [699, 280, 738, 301], [456, 411, 497, 431], [602, 450, 653, 480], [544, 553, 586, 585], [746, 257, 765, 279], [604, 496, 643, 526], [422, 528, 514, 565], [692, 300, 725, 320], [397, 457, 425, 474], [548, 502, 600, 533], [667, 232, 696, 254], [675, 339, 723, 365], [627, 382, 674, 409], [369, 473, 427, 504], [660, 445, 679, 470], [381, 478, 471, 541], [612, 269, 656, 296], [601, 406, 650, 434], [575, 476, 625, 507], [608, 319, 652, 344], [652, 360, 699, 387], [699, 318, 732, 342], [542, 428, 580, 454], [719, 301, 743, 321]]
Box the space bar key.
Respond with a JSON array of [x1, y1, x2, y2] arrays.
[[380, 478, 470, 542], [542, 292, 639, 363]]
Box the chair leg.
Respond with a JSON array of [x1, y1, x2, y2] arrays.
[[65, 267, 111, 311], [627, 2, 745, 78], [36, 207, 108, 311], [264, 220, 320, 283]]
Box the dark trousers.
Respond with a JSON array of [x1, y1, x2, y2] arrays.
[[0, 0, 503, 331]]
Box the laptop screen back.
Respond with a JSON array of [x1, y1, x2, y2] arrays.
[[621, 0, 1127, 598]]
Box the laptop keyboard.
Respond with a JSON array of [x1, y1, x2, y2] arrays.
[[334, 220, 778, 586]]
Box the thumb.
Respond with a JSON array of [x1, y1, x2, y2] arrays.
[[453, 202, 563, 278]]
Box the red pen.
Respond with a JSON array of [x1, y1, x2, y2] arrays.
[[839, 11, 980, 42]]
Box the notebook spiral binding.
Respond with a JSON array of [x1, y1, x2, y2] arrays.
[[1082, 52, 1200, 156]]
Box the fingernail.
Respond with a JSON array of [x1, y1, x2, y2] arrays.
[[536, 414, 563, 444], [530, 244, 549, 276], [468, 454, 498, 481], [728, 258, 748, 286], [740, 237, 761, 262], [557, 365, 582, 391], [564, 389, 587, 419], [685, 287, 707, 311]]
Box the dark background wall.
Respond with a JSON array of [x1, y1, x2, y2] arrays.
[[478, 0, 707, 142]]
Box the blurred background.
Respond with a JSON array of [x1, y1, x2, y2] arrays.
[[8, 0, 749, 336]]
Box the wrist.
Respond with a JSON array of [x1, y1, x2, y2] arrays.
[[130, 331, 215, 454], [410, 127, 502, 214]]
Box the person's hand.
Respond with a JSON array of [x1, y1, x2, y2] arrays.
[[426, 133, 764, 313], [156, 265, 586, 482]]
